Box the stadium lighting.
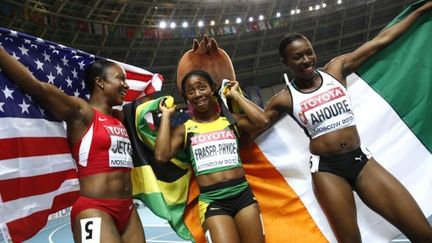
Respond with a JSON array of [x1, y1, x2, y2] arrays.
[[169, 22, 176, 29], [159, 21, 167, 29], [276, 12, 281, 17], [225, 19, 230, 24], [248, 17, 254, 22], [337, 0, 342, 4], [322, 3, 327, 8], [296, 9, 301, 14], [259, 15, 264, 20], [198, 20, 204, 27], [309, 6, 313, 11], [236, 17, 242, 24], [210, 20, 215, 26], [315, 5, 320, 10], [182, 21, 188, 28], [290, 9, 295, 15]]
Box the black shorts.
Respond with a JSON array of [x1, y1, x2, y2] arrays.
[[198, 177, 258, 223], [310, 146, 372, 188]]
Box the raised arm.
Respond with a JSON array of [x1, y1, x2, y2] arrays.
[[264, 88, 292, 127], [154, 100, 185, 163], [325, 1, 432, 82], [0, 47, 86, 123], [224, 80, 269, 135]]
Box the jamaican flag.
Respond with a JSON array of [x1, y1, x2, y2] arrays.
[[123, 96, 201, 242]]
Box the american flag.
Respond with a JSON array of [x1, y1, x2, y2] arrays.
[[0, 27, 163, 242]]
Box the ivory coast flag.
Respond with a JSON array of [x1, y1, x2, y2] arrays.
[[235, 1, 432, 242]]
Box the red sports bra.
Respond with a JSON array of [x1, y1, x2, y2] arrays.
[[72, 109, 133, 178]]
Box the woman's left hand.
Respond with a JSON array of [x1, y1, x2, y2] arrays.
[[224, 80, 240, 98]]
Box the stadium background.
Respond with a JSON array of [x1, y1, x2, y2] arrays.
[[0, 0, 429, 242]]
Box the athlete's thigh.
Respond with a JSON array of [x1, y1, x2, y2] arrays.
[[355, 159, 430, 233], [204, 215, 240, 243], [121, 207, 146, 243], [234, 203, 264, 243], [72, 208, 122, 243], [312, 172, 361, 242]]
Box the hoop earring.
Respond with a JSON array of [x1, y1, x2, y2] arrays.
[[212, 96, 221, 113], [187, 101, 195, 117]]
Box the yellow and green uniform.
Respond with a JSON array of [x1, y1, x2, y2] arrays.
[[184, 117, 254, 224]]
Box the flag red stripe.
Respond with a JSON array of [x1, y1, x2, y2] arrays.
[[144, 84, 156, 95], [124, 89, 142, 101], [125, 70, 153, 81], [7, 191, 79, 243], [0, 169, 77, 202], [0, 137, 70, 160]]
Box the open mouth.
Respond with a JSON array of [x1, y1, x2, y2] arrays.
[[119, 90, 127, 97], [302, 66, 314, 74], [194, 98, 208, 108]]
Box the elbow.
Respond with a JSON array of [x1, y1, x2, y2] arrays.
[[256, 115, 271, 131]]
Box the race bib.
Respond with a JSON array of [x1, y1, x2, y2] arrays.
[[191, 130, 239, 173], [104, 125, 133, 168]]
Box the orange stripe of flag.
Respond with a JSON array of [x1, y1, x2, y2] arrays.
[[242, 142, 328, 243]]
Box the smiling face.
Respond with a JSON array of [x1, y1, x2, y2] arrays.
[[183, 74, 215, 113], [101, 64, 129, 106], [282, 38, 317, 80]]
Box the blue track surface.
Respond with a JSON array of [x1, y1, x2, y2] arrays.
[[0, 207, 429, 243]]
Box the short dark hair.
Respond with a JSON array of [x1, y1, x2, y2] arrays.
[[84, 60, 117, 93], [278, 33, 309, 59], [180, 69, 217, 97]]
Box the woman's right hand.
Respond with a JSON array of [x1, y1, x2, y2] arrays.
[[158, 98, 176, 116]]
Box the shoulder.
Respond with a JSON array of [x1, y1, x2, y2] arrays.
[[173, 122, 186, 136], [323, 56, 350, 86], [67, 97, 93, 126], [267, 87, 291, 109]]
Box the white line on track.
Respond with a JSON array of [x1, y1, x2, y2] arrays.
[[147, 231, 178, 240], [48, 222, 70, 243]]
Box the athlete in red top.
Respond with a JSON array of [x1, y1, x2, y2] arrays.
[[0, 47, 146, 242]]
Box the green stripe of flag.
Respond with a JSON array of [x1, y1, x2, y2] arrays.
[[358, 0, 432, 152]]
